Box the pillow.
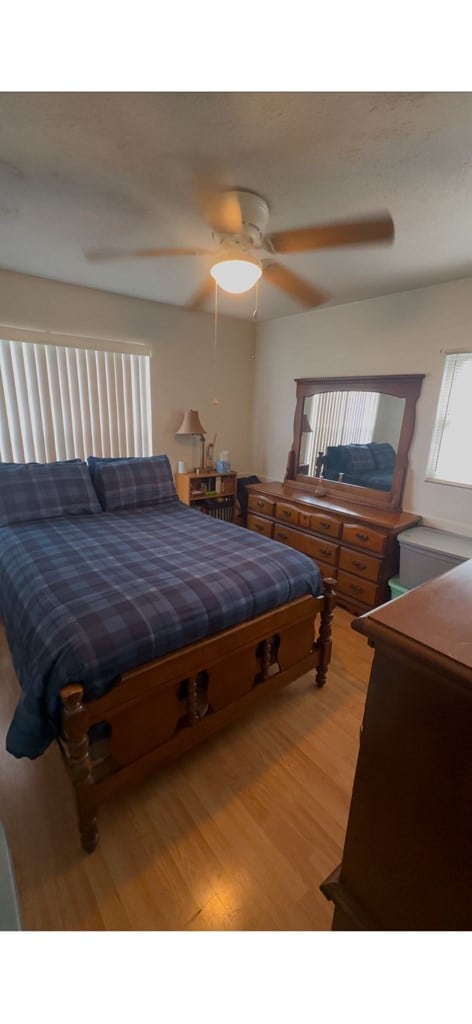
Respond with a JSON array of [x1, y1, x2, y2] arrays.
[[0, 460, 102, 527], [87, 454, 178, 511], [370, 442, 396, 471]]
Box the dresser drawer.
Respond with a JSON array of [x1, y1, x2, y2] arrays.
[[342, 522, 387, 555], [275, 501, 299, 526], [273, 525, 338, 565], [274, 524, 319, 559], [310, 536, 339, 567], [310, 513, 342, 538], [339, 547, 381, 583], [247, 514, 274, 538], [248, 494, 275, 517], [337, 570, 378, 606]]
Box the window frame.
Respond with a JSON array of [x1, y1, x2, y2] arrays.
[[426, 350, 472, 489]]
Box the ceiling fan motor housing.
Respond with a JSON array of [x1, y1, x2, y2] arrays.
[[214, 190, 270, 251]]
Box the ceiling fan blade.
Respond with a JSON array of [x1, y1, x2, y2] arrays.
[[268, 213, 394, 254], [263, 263, 329, 308], [84, 246, 213, 262], [215, 190, 243, 234], [193, 174, 243, 234], [187, 275, 215, 311]]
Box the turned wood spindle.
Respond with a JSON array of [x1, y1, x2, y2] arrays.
[[61, 684, 99, 854]]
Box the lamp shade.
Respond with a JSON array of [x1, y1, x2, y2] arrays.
[[210, 257, 262, 295], [176, 410, 206, 436], [301, 413, 312, 433]]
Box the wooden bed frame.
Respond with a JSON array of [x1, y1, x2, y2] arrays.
[[59, 578, 336, 852]]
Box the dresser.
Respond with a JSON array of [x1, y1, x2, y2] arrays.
[[246, 481, 421, 614], [321, 562, 472, 930]]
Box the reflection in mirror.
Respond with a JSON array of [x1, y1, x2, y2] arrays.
[[299, 391, 406, 493]]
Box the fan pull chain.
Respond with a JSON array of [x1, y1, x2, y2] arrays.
[[212, 280, 219, 405], [252, 278, 259, 360]]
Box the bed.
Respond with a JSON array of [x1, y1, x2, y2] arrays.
[[0, 457, 336, 852]]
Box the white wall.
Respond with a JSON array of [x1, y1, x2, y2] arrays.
[[0, 269, 255, 475], [253, 277, 472, 536], [4, 267, 472, 534]]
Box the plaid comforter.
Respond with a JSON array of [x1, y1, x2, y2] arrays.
[[0, 502, 322, 758]]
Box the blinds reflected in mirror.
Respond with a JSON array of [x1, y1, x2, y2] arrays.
[[303, 390, 380, 476], [0, 336, 152, 463]]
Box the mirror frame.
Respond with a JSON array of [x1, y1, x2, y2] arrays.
[[285, 374, 424, 510]]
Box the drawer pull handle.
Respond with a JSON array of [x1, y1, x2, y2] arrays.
[[278, 532, 288, 541], [255, 524, 264, 532], [353, 560, 367, 570], [256, 499, 264, 508], [355, 531, 369, 542], [283, 510, 292, 518], [350, 583, 363, 594], [319, 520, 331, 529], [320, 547, 331, 557]]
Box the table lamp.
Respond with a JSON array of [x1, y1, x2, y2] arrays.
[[176, 410, 207, 472]]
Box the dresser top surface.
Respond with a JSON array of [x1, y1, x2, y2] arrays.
[[247, 481, 421, 531], [356, 559, 472, 672]]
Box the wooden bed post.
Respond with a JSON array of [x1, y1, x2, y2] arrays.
[[60, 684, 99, 854], [315, 578, 336, 688]]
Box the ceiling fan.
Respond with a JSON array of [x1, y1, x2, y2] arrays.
[[85, 188, 394, 311]]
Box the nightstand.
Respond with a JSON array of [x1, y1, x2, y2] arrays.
[[176, 470, 237, 522]]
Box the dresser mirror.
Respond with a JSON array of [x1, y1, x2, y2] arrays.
[[286, 374, 424, 510]]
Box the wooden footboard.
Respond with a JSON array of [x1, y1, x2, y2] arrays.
[[60, 578, 336, 852]]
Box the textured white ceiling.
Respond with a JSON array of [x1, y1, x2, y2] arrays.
[[1, 91, 472, 320]]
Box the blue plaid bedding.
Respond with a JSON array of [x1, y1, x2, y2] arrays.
[[0, 503, 322, 758]]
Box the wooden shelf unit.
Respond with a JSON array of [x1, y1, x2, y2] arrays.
[[176, 470, 237, 522]]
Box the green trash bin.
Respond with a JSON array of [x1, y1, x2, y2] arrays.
[[388, 576, 410, 600]]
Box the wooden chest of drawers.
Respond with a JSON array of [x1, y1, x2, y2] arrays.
[[322, 564, 472, 929], [247, 482, 421, 614]]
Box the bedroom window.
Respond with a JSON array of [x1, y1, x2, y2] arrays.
[[426, 351, 472, 487], [0, 331, 152, 463]]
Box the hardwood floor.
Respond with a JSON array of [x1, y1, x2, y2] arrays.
[[0, 607, 372, 930]]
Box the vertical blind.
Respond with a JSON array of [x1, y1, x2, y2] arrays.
[[427, 351, 472, 486], [0, 335, 152, 463], [305, 390, 380, 475]]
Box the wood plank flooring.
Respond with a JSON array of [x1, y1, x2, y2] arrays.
[[0, 607, 372, 930]]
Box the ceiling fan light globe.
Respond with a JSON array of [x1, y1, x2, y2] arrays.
[[210, 258, 262, 294]]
